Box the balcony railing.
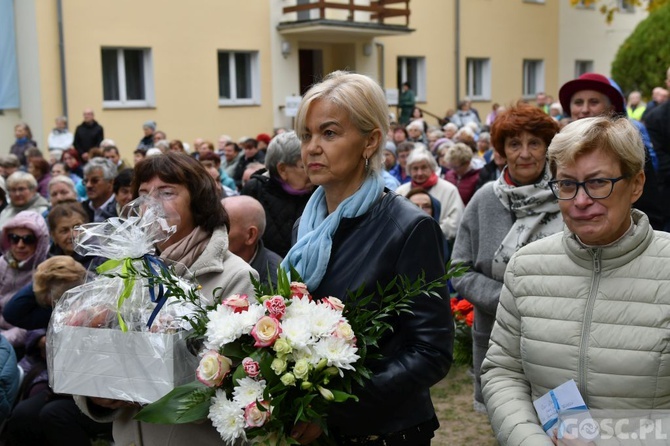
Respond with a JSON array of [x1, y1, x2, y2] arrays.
[[282, 0, 411, 27]]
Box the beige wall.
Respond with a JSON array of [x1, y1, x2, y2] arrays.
[[377, 0, 456, 128], [460, 0, 559, 116], [56, 0, 274, 161], [559, 3, 647, 87]]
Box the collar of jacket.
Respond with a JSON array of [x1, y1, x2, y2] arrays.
[[562, 209, 653, 271]]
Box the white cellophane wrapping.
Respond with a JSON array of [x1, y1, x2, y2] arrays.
[[47, 197, 202, 403]]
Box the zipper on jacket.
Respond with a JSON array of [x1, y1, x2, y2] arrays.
[[578, 248, 601, 406]]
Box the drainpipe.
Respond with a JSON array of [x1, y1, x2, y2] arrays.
[[376, 42, 384, 87], [57, 0, 68, 118], [454, 0, 460, 107]]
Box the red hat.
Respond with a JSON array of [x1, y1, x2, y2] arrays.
[[256, 133, 272, 145], [558, 72, 625, 118]]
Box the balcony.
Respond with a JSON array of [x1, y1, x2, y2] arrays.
[[277, 0, 413, 40]]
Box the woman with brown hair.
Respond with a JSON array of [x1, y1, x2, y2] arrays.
[[75, 152, 257, 446]]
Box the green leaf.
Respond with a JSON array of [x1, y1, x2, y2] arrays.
[[330, 389, 358, 403], [134, 381, 213, 424]]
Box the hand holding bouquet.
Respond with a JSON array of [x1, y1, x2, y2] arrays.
[[136, 264, 466, 444]]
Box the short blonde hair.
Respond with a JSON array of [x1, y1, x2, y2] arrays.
[[295, 71, 388, 174], [443, 143, 474, 167], [548, 116, 644, 178]]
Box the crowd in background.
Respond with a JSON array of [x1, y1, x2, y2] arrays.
[[0, 66, 669, 445]]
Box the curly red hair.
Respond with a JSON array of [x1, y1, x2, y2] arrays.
[[491, 102, 559, 157]]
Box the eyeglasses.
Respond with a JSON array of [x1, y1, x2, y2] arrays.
[[548, 175, 628, 200], [8, 187, 30, 194], [8, 233, 37, 245]]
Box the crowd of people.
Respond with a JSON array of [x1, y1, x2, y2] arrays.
[[0, 65, 668, 445]]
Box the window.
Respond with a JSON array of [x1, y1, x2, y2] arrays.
[[575, 60, 594, 77], [101, 48, 154, 108], [466, 58, 491, 101], [397, 57, 426, 102], [522, 59, 544, 98], [218, 51, 260, 106]]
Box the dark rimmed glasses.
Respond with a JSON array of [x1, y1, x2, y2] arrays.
[[8, 233, 37, 245], [548, 175, 628, 200]]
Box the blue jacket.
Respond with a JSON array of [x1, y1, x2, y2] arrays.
[[0, 334, 19, 422]]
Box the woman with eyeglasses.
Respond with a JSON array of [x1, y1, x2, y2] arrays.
[[481, 116, 670, 445], [74, 152, 256, 446], [0, 211, 50, 350], [0, 172, 49, 232], [450, 103, 563, 414]]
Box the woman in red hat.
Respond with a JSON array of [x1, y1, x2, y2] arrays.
[[557, 72, 667, 230]]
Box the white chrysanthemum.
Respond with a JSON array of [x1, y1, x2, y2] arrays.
[[204, 304, 265, 350], [232, 377, 266, 407], [280, 317, 313, 349], [284, 297, 315, 319], [307, 304, 341, 338], [313, 337, 360, 373], [208, 389, 246, 443]]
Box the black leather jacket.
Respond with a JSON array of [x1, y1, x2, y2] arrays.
[[308, 191, 454, 437]]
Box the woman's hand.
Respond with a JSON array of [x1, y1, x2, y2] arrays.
[[291, 421, 323, 445], [88, 397, 135, 411]]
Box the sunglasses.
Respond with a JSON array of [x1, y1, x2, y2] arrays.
[[8, 233, 37, 245]]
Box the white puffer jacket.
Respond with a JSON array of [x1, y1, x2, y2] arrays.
[[482, 210, 670, 446]]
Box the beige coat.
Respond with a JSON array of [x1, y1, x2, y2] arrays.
[[482, 211, 670, 446], [75, 227, 257, 446]]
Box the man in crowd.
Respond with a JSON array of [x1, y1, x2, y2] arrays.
[[221, 195, 282, 287], [233, 138, 265, 189], [398, 81, 415, 125], [82, 158, 117, 222], [103, 145, 129, 171], [73, 108, 104, 162]]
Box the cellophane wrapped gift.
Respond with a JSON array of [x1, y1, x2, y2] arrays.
[[47, 197, 201, 404]]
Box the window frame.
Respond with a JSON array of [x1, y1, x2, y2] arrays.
[[465, 57, 492, 101], [101, 47, 155, 109], [217, 50, 261, 107], [574, 60, 594, 78], [397, 56, 427, 102], [522, 59, 545, 99]]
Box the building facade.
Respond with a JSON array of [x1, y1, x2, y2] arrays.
[[0, 0, 646, 159]]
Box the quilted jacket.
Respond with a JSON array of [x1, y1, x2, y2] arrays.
[[481, 210, 670, 445]]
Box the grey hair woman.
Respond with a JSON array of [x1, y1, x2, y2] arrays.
[[240, 131, 314, 257], [396, 146, 464, 240], [0, 172, 49, 230], [283, 70, 452, 445], [481, 116, 664, 445]]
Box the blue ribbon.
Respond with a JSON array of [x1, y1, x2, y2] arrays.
[[142, 255, 173, 329]]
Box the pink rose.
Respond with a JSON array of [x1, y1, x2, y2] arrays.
[[290, 282, 312, 300], [322, 296, 345, 312], [222, 294, 249, 313], [244, 401, 270, 428], [251, 316, 282, 348], [263, 295, 287, 319], [196, 350, 232, 387], [242, 357, 261, 378]]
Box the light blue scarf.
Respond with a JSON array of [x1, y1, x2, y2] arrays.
[[281, 173, 385, 290]]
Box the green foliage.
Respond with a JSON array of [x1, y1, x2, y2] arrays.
[[611, 2, 670, 97]]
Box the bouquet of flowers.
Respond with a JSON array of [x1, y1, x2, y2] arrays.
[[136, 264, 466, 444], [450, 297, 474, 366]]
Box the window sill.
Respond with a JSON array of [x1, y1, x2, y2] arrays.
[[218, 100, 260, 107], [103, 102, 155, 109]]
